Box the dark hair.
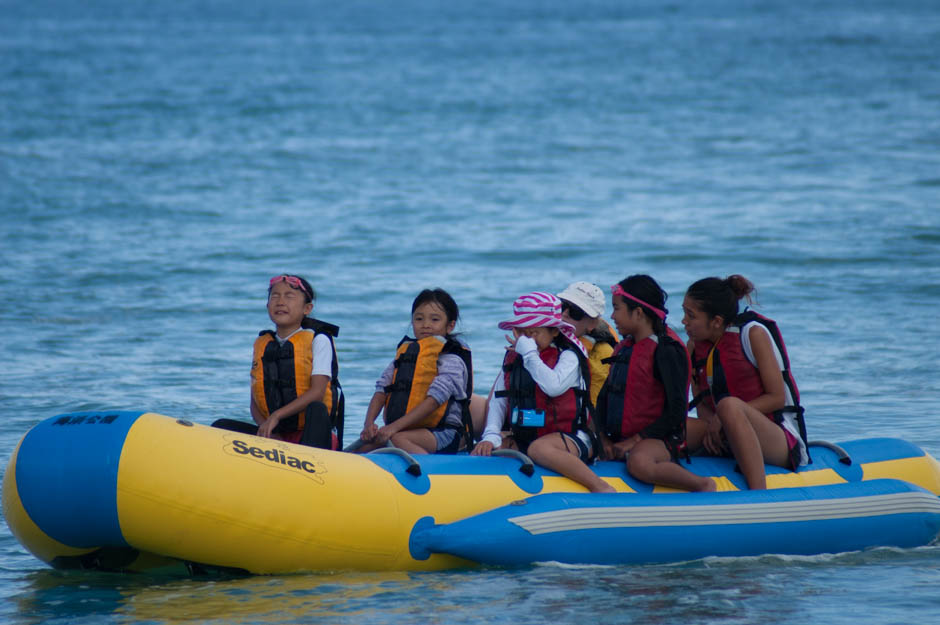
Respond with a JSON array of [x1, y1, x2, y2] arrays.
[[685, 274, 755, 326], [586, 321, 618, 347], [551, 330, 577, 351], [412, 288, 460, 335], [615, 274, 668, 337], [268, 274, 316, 304], [551, 330, 593, 388]]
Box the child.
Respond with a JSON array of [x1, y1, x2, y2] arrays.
[[557, 281, 619, 408], [467, 282, 619, 442], [596, 275, 714, 492], [471, 292, 615, 494], [213, 274, 343, 449], [682, 275, 807, 490], [357, 289, 473, 455]]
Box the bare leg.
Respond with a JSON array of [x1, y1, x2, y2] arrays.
[[627, 438, 715, 492], [716, 397, 789, 489], [354, 440, 384, 453], [469, 393, 489, 439], [527, 433, 615, 493], [390, 429, 437, 455], [685, 417, 706, 453]]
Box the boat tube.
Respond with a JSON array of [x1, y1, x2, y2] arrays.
[[4, 411, 940, 573]]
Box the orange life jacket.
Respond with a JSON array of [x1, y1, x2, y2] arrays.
[[383, 335, 473, 432], [250, 320, 342, 438]]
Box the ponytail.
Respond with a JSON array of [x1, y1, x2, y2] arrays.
[[685, 274, 756, 327], [726, 274, 756, 304]]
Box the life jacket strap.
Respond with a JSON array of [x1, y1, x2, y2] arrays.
[[383, 380, 411, 394], [394, 352, 420, 367], [688, 389, 711, 411]]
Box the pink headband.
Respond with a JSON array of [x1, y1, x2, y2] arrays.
[[611, 284, 667, 321]]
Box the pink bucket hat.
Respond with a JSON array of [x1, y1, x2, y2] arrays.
[[498, 292, 587, 356]]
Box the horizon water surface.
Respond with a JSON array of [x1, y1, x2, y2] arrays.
[[2, 0, 940, 623]]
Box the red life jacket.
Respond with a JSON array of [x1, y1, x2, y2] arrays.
[[693, 328, 763, 411], [497, 346, 588, 450], [598, 327, 690, 442], [692, 313, 799, 411], [691, 311, 808, 465]]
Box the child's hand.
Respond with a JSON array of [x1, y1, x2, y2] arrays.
[[360, 422, 379, 442], [504, 333, 518, 350], [605, 435, 640, 460], [513, 334, 539, 357], [609, 440, 628, 461], [257, 413, 282, 438], [702, 418, 725, 455], [471, 441, 495, 456], [372, 424, 398, 446], [620, 434, 642, 455]]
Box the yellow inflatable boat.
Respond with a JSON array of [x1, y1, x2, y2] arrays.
[[4, 411, 940, 573]]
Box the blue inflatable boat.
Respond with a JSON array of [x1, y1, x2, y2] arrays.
[[4, 411, 940, 573]]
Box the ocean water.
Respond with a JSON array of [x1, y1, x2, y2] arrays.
[[2, 0, 940, 622]]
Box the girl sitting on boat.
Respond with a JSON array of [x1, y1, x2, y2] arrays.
[[557, 281, 619, 408], [471, 292, 615, 494], [595, 275, 714, 492], [468, 282, 619, 442], [357, 288, 473, 455], [213, 274, 343, 449], [682, 275, 808, 489]]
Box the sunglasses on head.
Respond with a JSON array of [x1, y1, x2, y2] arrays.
[[561, 300, 587, 322], [269, 275, 312, 300]]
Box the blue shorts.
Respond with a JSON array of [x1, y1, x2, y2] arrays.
[[432, 424, 461, 454], [560, 429, 594, 463]]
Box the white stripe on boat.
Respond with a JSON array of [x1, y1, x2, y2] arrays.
[[508, 492, 940, 535]]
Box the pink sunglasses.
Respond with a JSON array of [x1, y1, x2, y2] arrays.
[[269, 275, 312, 299]]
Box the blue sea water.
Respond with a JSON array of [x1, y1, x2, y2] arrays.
[[2, 0, 940, 622]]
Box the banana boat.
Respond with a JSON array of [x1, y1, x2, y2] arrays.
[[4, 411, 940, 573]]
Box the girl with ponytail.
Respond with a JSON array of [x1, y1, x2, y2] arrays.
[[683, 275, 807, 490]]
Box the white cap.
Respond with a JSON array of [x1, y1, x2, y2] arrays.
[[557, 282, 606, 319]]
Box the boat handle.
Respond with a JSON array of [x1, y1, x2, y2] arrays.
[[493, 449, 536, 477], [342, 439, 365, 453], [808, 440, 852, 465], [369, 447, 423, 476]]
